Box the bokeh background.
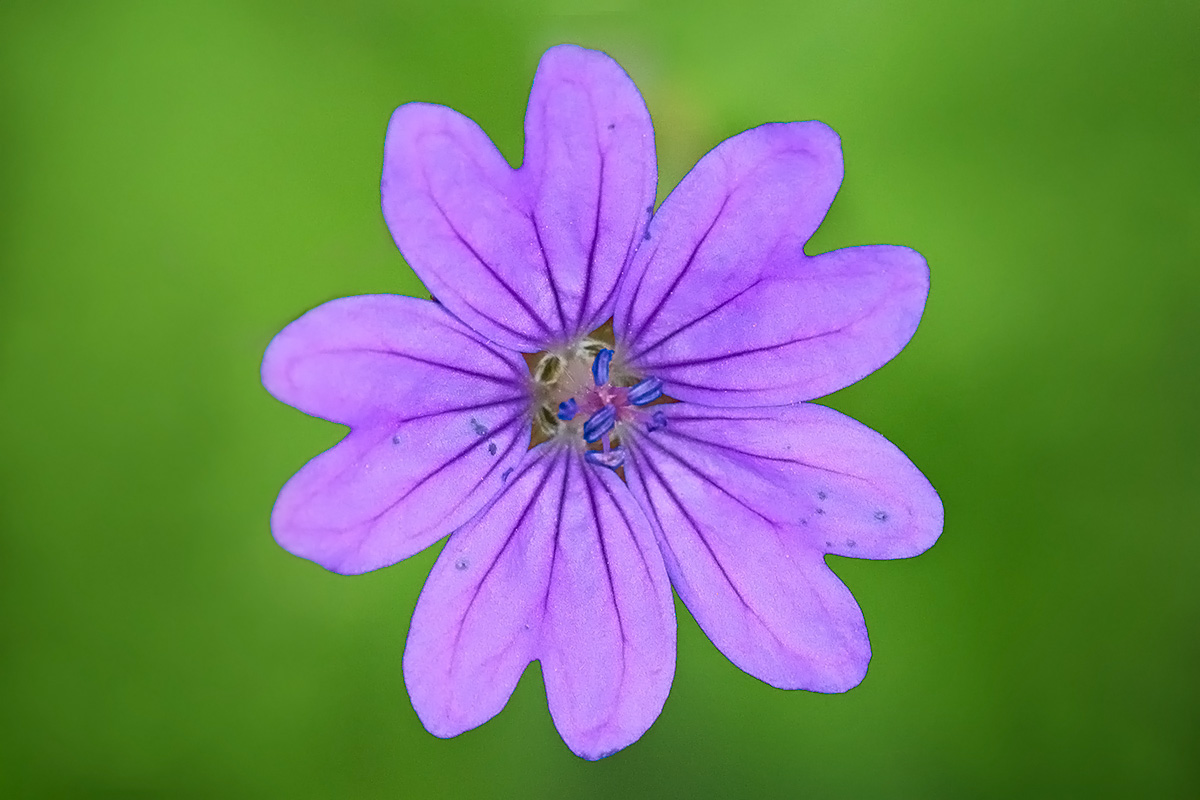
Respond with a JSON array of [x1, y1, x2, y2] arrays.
[[2, 0, 1197, 796]]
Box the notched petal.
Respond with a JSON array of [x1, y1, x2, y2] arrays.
[[633, 403, 943, 560], [403, 447, 675, 759], [381, 45, 657, 349], [270, 407, 527, 575], [632, 245, 930, 405], [613, 122, 930, 405], [615, 121, 843, 352], [261, 295, 527, 426], [626, 427, 871, 690], [522, 44, 658, 339], [404, 448, 565, 738], [623, 402, 942, 690], [540, 461, 675, 759], [262, 296, 529, 574], [381, 104, 556, 350]]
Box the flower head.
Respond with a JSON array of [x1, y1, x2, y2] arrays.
[[263, 45, 943, 759]]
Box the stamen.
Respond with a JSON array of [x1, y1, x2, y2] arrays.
[[585, 446, 626, 470], [592, 349, 614, 386], [557, 398, 578, 421], [627, 377, 663, 405], [583, 404, 617, 442], [646, 410, 668, 433]]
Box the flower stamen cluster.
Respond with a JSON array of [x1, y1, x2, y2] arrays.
[[527, 326, 670, 469]]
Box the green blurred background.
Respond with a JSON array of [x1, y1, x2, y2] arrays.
[[2, 0, 1196, 796]]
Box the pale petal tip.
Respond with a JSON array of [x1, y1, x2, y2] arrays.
[[268, 499, 366, 576], [908, 478, 946, 558], [559, 720, 655, 761], [536, 42, 623, 74], [810, 642, 872, 694]]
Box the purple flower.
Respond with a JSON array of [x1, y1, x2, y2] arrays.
[[262, 45, 943, 759]]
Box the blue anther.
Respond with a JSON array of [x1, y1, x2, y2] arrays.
[[582, 404, 617, 443], [646, 410, 668, 433], [557, 398, 578, 421], [591, 349, 614, 386], [585, 446, 626, 470], [627, 376, 663, 406]]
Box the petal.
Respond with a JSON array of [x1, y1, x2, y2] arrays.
[[623, 403, 941, 690], [540, 458, 676, 760], [521, 44, 658, 339], [614, 122, 929, 404], [380, 104, 553, 350], [262, 295, 527, 426], [614, 122, 842, 349], [262, 295, 530, 574], [633, 403, 943, 561], [381, 45, 656, 350], [404, 446, 675, 759], [403, 449, 561, 739]]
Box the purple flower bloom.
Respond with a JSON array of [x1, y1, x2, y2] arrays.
[[262, 45, 943, 760]]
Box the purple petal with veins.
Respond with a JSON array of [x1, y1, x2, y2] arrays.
[[622, 402, 942, 688], [404, 446, 675, 760], [381, 45, 656, 350], [262, 295, 528, 574], [614, 123, 929, 406]]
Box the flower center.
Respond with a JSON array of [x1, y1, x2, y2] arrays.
[[526, 325, 668, 471]]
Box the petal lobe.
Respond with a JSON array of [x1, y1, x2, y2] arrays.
[[262, 296, 529, 574], [404, 447, 675, 758]]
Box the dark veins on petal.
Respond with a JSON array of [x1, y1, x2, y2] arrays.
[[576, 156, 605, 337], [662, 418, 873, 485], [528, 209, 569, 334], [628, 278, 766, 362], [580, 466, 630, 659], [637, 434, 773, 525], [630, 444, 822, 658], [541, 454, 573, 619], [334, 347, 525, 386], [449, 450, 563, 671], [370, 413, 526, 531], [391, 396, 525, 436], [631, 448, 756, 613], [427, 191, 553, 339], [626, 195, 730, 346]]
